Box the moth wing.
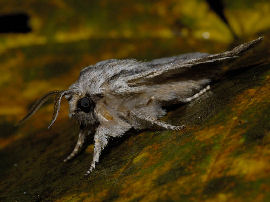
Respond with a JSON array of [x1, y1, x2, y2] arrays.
[[95, 37, 263, 120], [109, 37, 263, 106], [127, 37, 263, 87]]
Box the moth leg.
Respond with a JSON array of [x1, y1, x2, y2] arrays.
[[150, 119, 184, 130], [182, 85, 210, 103], [85, 127, 108, 175], [64, 131, 86, 162], [132, 112, 184, 131]]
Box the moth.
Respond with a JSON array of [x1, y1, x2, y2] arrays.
[[19, 37, 262, 175]]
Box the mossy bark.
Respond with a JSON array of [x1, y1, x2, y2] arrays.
[[0, 1, 270, 201]]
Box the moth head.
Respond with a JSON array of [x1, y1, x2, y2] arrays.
[[65, 92, 97, 130], [18, 89, 97, 130]]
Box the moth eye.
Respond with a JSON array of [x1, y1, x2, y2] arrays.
[[77, 97, 92, 113]]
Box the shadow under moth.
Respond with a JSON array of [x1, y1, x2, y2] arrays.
[[19, 37, 263, 175]]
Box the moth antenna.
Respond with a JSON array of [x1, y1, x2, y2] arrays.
[[17, 91, 61, 126], [48, 90, 71, 129]]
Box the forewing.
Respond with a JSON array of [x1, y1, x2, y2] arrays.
[[127, 37, 263, 87]]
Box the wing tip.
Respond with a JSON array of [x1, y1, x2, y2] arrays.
[[232, 36, 264, 55]]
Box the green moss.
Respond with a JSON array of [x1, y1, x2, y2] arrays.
[[155, 166, 189, 186], [242, 104, 270, 145], [203, 175, 240, 197]]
